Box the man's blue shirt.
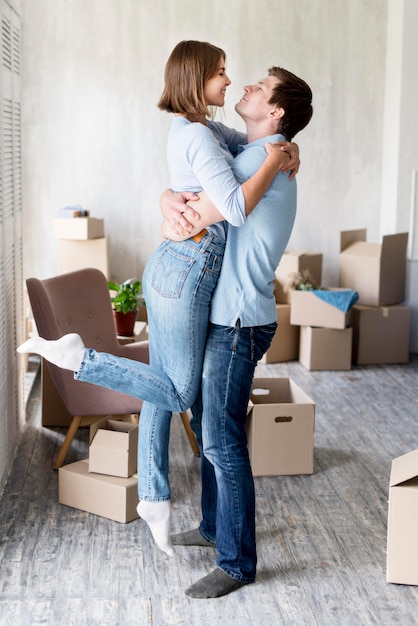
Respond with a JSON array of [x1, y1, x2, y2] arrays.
[[210, 133, 297, 327]]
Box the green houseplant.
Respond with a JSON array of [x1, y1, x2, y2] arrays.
[[108, 278, 143, 337], [285, 269, 318, 293]]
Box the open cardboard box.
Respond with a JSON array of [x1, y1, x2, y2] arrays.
[[59, 459, 139, 523], [299, 326, 352, 371], [290, 288, 352, 330], [246, 377, 315, 476], [339, 229, 408, 306], [89, 416, 138, 478], [274, 249, 323, 303], [387, 448, 418, 585], [351, 304, 411, 365]]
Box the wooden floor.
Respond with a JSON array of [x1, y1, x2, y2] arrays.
[[1, 356, 418, 626]]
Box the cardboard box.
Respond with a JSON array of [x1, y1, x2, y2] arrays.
[[274, 250, 323, 303], [89, 417, 138, 478], [58, 236, 109, 278], [299, 326, 352, 371], [53, 217, 105, 240], [387, 448, 418, 585], [290, 288, 352, 330], [339, 229, 408, 306], [260, 304, 299, 363], [351, 304, 411, 365], [58, 459, 139, 523], [247, 378, 315, 476]]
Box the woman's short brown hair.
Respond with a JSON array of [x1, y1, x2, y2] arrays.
[[158, 40, 226, 117]]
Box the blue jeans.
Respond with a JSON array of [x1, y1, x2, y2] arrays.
[[190, 321, 277, 583], [76, 233, 225, 500]]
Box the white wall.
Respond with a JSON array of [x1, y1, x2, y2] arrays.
[[20, 0, 417, 349], [381, 0, 418, 350]]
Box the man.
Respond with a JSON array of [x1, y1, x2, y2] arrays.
[[162, 67, 313, 598]]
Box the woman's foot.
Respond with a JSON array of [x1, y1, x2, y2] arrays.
[[17, 333, 85, 371], [137, 500, 174, 557]]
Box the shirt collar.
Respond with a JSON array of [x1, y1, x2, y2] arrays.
[[238, 133, 286, 154]]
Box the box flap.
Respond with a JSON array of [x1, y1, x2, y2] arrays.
[[107, 419, 136, 434], [250, 377, 315, 406], [89, 416, 110, 444], [381, 232, 408, 256], [89, 416, 135, 444], [340, 229, 367, 253], [390, 448, 418, 487]]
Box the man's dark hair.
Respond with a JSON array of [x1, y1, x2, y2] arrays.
[[268, 67, 313, 141]]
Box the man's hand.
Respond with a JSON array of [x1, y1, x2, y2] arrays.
[[264, 141, 300, 179], [160, 189, 201, 237]]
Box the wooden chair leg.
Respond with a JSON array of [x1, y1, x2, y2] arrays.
[[179, 411, 200, 457], [53, 415, 83, 469]]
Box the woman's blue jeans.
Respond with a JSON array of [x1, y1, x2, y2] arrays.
[[76, 233, 225, 500], [190, 321, 277, 583]]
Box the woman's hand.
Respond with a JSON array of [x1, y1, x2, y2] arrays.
[[264, 141, 300, 179]]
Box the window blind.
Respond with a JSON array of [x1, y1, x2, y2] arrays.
[[0, 0, 23, 493]]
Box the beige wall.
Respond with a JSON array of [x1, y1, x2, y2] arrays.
[[20, 0, 418, 348]]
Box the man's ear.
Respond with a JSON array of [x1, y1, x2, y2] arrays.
[[269, 106, 285, 120]]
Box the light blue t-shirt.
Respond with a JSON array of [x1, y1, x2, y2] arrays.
[[167, 116, 246, 239], [210, 133, 297, 327]]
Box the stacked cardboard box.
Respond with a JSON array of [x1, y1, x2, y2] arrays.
[[246, 377, 315, 476], [290, 288, 353, 371], [260, 304, 300, 364], [54, 215, 110, 278], [58, 416, 139, 523], [272, 249, 353, 369], [262, 250, 323, 363], [339, 229, 411, 364]]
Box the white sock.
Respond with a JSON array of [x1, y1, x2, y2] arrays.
[[137, 500, 174, 557], [17, 333, 85, 372]]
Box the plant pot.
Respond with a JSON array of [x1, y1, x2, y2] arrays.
[[113, 310, 137, 337]]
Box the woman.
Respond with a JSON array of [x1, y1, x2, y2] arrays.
[[18, 41, 299, 555]]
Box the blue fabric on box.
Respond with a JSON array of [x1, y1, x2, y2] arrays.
[[311, 289, 359, 313]]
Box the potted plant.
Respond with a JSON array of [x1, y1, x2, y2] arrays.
[[108, 278, 144, 337], [285, 269, 318, 293]]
